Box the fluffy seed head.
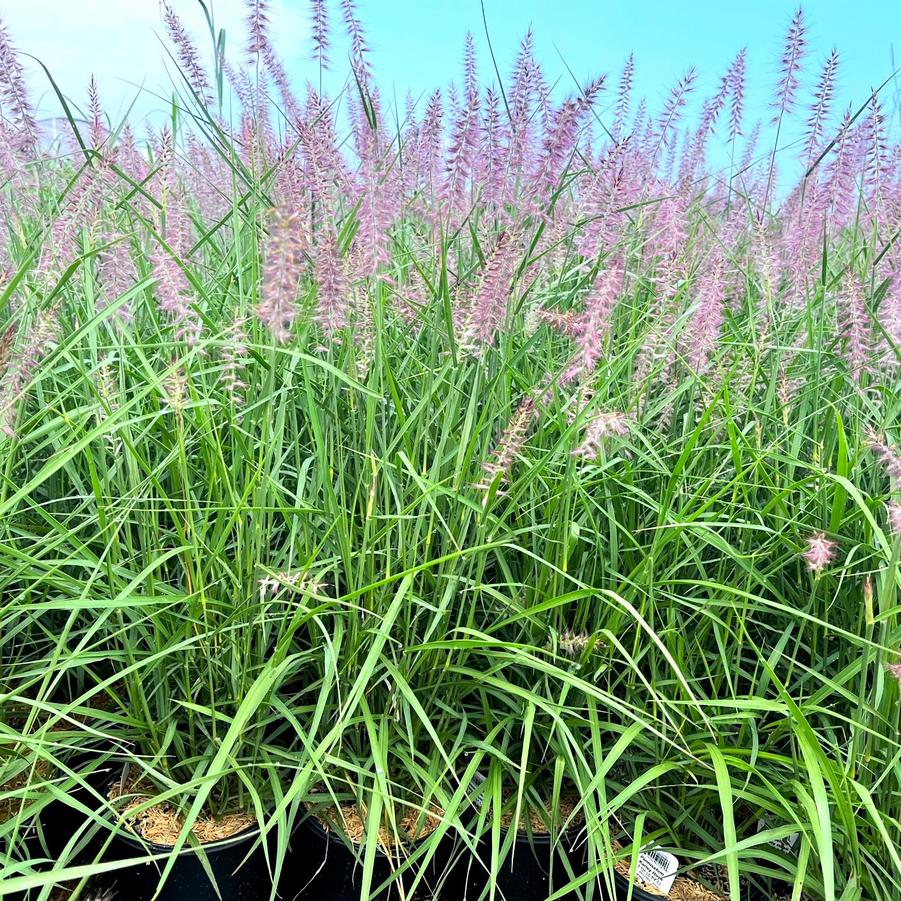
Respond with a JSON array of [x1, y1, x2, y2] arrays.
[[258, 208, 307, 342], [773, 7, 807, 119], [0, 17, 37, 152], [221, 317, 250, 404], [888, 502, 901, 536], [314, 229, 349, 335], [310, 0, 331, 70], [802, 532, 836, 573], [572, 410, 631, 459], [162, 4, 213, 104], [728, 48, 747, 140], [481, 396, 537, 487], [558, 631, 592, 658], [462, 231, 520, 350], [0, 308, 59, 437]]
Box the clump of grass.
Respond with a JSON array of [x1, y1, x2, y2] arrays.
[[1, 3, 901, 899]]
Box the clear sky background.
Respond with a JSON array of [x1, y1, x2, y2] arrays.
[[3, 0, 900, 149]]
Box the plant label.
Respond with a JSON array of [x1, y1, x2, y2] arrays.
[[757, 818, 800, 854], [634, 848, 678, 895]]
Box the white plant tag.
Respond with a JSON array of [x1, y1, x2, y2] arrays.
[[468, 771, 486, 808], [757, 818, 800, 854], [633, 848, 679, 895]]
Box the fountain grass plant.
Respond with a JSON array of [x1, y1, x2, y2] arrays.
[[2, 2, 901, 899]]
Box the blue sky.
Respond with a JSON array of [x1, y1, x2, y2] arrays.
[[5, 0, 900, 146], [354, 1, 901, 121]]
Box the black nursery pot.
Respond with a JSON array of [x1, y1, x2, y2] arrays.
[[449, 827, 612, 901], [2, 824, 43, 901], [103, 823, 273, 901], [0, 755, 115, 901], [2, 801, 97, 901], [292, 812, 453, 901]]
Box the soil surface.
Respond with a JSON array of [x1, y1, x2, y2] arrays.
[[313, 801, 442, 848], [0, 757, 51, 824], [614, 854, 726, 900], [498, 794, 584, 834], [109, 779, 255, 846]]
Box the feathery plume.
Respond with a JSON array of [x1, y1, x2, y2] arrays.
[[162, 363, 187, 417], [481, 396, 537, 486], [461, 231, 519, 350], [443, 33, 481, 216], [568, 256, 625, 378], [355, 160, 398, 276], [151, 137, 203, 346], [887, 502, 901, 536], [557, 631, 594, 658], [537, 308, 581, 338], [772, 7, 807, 121], [310, 0, 331, 71], [860, 91, 888, 203], [685, 256, 726, 374], [162, 3, 213, 104], [341, 0, 370, 81], [802, 532, 836, 572], [0, 308, 59, 438], [259, 570, 324, 601], [221, 317, 249, 404], [696, 56, 740, 144], [0, 121, 22, 182], [417, 89, 445, 192], [314, 229, 349, 335], [0, 323, 15, 377], [263, 42, 302, 125], [93, 356, 123, 454], [300, 86, 349, 206], [505, 28, 540, 184], [532, 76, 606, 202], [612, 54, 635, 139], [97, 232, 136, 323], [258, 208, 307, 342], [116, 124, 148, 183], [886, 661, 901, 685], [152, 235, 199, 345], [245, 0, 271, 64], [868, 435, 901, 487], [479, 86, 504, 209], [804, 50, 839, 163], [572, 410, 631, 459], [824, 107, 859, 223], [0, 17, 37, 153], [655, 69, 697, 155], [728, 48, 747, 140], [87, 75, 106, 151], [737, 120, 761, 178], [838, 275, 870, 382]]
